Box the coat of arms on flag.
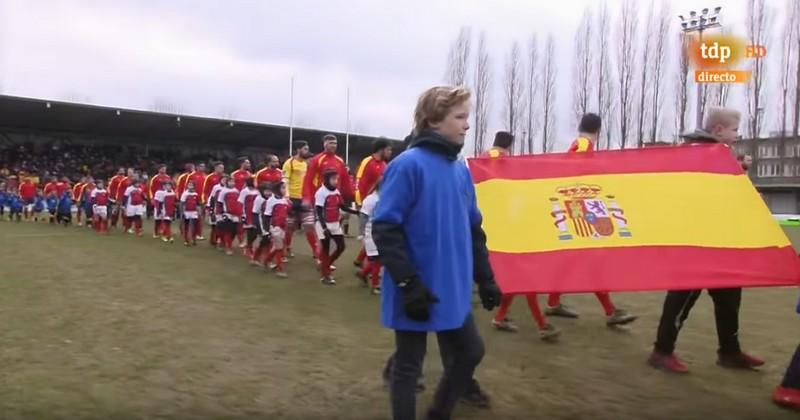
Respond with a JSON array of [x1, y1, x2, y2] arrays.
[[549, 184, 631, 241]]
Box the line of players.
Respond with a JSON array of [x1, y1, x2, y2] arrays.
[[1, 135, 392, 290]]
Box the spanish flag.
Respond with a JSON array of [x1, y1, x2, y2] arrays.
[[469, 144, 800, 294]]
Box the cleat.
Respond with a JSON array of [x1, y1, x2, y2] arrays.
[[461, 379, 491, 409], [321, 277, 336, 286], [648, 351, 689, 373], [717, 352, 765, 370], [225, 250, 234, 256], [606, 309, 638, 326], [773, 386, 800, 411], [371, 286, 381, 295], [153, 234, 160, 239], [545, 304, 580, 318], [196, 236, 205, 240], [162, 237, 169, 243], [275, 271, 288, 278], [184, 241, 191, 247], [539, 323, 561, 341], [491, 317, 519, 332]]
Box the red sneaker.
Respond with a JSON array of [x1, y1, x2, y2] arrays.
[[717, 352, 765, 369], [648, 351, 689, 373], [773, 386, 800, 410]]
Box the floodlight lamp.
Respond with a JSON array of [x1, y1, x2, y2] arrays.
[[678, 14, 685, 21], [681, 21, 688, 29], [116, 110, 120, 116], [714, 6, 722, 13], [46, 102, 51, 109], [690, 10, 697, 17], [702, 8, 709, 15]]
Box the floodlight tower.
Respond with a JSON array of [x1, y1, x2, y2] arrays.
[[678, 7, 722, 129]]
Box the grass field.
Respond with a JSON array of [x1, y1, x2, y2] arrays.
[[0, 219, 799, 419]]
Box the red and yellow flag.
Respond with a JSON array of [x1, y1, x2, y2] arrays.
[[469, 144, 800, 294]]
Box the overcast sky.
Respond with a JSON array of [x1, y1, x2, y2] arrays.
[[0, 0, 786, 153]]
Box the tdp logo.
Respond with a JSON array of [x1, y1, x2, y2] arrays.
[[700, 42, 731, 63]]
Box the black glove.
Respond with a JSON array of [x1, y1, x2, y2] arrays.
[[398, 277, 439, 322], [477, 280, 502, 311]]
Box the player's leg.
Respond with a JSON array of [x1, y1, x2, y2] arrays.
[[492, 295, 517, 331], [224, 220, 235, 255], [367, 256, 381, 294], [319, 234, 333, 283], [524, 294, 561, 340], [429, 314, 484, 419], [303, 209, 319, 260], [328, 234, 346, 268], [710, 288, 763, 369], [135, 215, 143, 235], [545, 293, 579, 318], [649, 290, 701, 373], [355, 247, 367, 268], [75, 203, 82, 226], [237, 223, 245, 247], [195, 209, 204, 240], [163, 220, 173, 242], [153, 215, 162, 238], [272, 228, 287, 276]]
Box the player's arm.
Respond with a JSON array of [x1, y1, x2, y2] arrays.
[[302, 156, 319, 203], [354, 159, 369, 205], [339, 162, 355, 202], [339, 203, 359, 215]]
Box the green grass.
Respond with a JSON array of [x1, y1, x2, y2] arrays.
[[0, 219, 798, 419]]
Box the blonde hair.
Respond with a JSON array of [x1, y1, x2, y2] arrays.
[[704, 107, 741, 131], [413, 86, 471, 137]]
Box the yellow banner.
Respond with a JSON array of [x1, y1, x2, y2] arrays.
[[476, 172, 789, 253]]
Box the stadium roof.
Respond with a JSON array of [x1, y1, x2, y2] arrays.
[[0, 94, 399, 160]]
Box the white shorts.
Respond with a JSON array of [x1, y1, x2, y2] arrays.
[[126, 204, 145, 217], [363, 235, 378, 257], [93, 205, 108, 218], [315, 221, 343, 239], [269, 226, 287, 249], [183, 211, 199, 220]]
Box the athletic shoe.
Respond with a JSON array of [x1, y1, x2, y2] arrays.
[[196, 236, 205, 240], [287, 250, 295, 258], [371, 286, 381, 295], [647, 351, 689, 373], [606, 309, 638, 326], [225, 250, 234, 256], [127, 229, 134, 235], [161, 237, 169, 243], [184, 241, 191, 247], [717, 352, 765, 369], [282, 257, 289, 263], [275, 271, 288, 278], [249, 259, 259, 266], [773, 386, 800, 411], [153, 234, 160, 239], [77, 222, 83, 227], [545, 304, 580, 318], [321, 277, 336, 285], [168, 237, 174, 244], [330, 264, 337, 271], [538, 323, 561, 341], [136, 232, 143, 237], [353, 260, 362, 268], [461, 379, 491, 409], [491, 317, 519, 332], [239, 242, 247, 249], [355, 270, 368, 287], [268, 262, 278, 271]]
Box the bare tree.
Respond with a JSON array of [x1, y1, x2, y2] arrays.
[[503, 41, 524, 152], [780, 0, 799, 138], [649, 0, 670, 142], [746, 0, 770, 139], [635, 1, 655, 147], [675, 32, 691, 138], [596, 1, 615, 149], [444, 27, 472, 86], [616, 0, 638, 148], [794, 0, 800, 142], [524, 34, 539, 154], [573, 8, 594, 123], [541, 35, 557, 153], [472, 32, 492, 157]]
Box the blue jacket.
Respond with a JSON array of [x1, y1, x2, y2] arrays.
[[46, 196, 58, 211], [34, 196, 45, 212], [374, 131, 494, 332], [8, 195, 23, 211], [58, 194, 72, 213], [0, 191, 7, 206]]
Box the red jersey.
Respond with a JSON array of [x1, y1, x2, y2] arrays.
[[154, 190, 177, 216], [189, 172, 206, 198], [315, 186, 343, 223], [231, 169, 252, 191], [108, 175, 125, 202], [83, 183, 95, 201], [72, 182, 85, 202], [126, 186, 145, 205], [202, 173, 223, 205], [181, 191, 199, 212], [238, 189, 259, 225], [55, 181, 70, 198], [266, 196, 290, 228], [116, 177, 131, 202], [354, 156, 386, 205], [149, 174, 172, 200], [92, 189, 109, 206], [568, 137, 594, 153], [303, 152, 354, 202], [176, 171, 191, 198], [254, 167, 283, 186], [221, 188, 243, 217], [19, 181, 36, 200], [43, 182, 58, 198]]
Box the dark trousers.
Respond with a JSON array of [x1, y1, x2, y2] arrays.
[[654, 288, 742, 355], [391, 314, 484, 420], [782, 344, 800, 389]]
